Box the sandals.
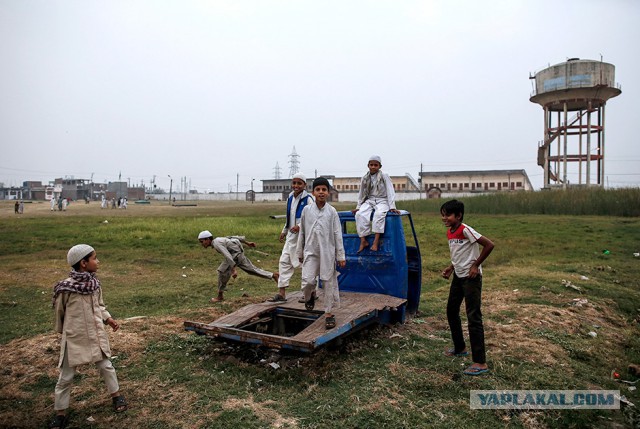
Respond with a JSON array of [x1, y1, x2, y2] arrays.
[[112, 395, 128, 413], [267, 294, 287, 303], [48, 414, 67, 429], [305, 292, 316, 311], [463, 366, 489, 376], [325, 315, 336, 329]]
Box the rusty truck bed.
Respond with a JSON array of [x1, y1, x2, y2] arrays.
[[184, 290, 406, 352]]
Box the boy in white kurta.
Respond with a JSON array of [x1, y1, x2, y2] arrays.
[[269, 173, 313, 302], [296, 177, 346, 329], [49, 244, 126, 429], [353, 155, 400, 252]]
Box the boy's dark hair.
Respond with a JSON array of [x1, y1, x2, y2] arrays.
[[72, 252, 93, 271], [440, 199, 464, 222], [312, 177, 331, 190]]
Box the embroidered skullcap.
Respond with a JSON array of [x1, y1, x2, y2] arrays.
[[369, 155, 382, 163], [67, 244, 95, 266], [292, 173, 307, 183], [198, 230, 213, 240], [312, 177, 331, 190]]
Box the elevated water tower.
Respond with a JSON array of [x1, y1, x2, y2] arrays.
[[530, 58, 621, 188]]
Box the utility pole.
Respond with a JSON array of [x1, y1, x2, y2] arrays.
[[168, 175, 173, 205], [420, 163, 423, 200], [236, 173, 239, 201], [251, 178, 255, 203]]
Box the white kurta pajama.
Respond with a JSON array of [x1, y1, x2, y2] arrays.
[[355, 171, 396, 237], [296, 202, 345, 313], [278, 190, 312, 289], [212, 236, 273, 291]]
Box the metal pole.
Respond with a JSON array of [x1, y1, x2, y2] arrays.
[[168, 175, 172, 205]]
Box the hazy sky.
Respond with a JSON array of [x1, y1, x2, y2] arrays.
[[1, 0, 638, 192]]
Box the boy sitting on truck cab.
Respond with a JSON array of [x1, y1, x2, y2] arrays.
[[352, 155, 400, 252], [296, 177, 346, 329]]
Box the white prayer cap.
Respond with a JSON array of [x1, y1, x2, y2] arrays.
[[198, 230, 213, 240], [369, 155, 382, 163], [292, 173, 307, 183], [67, 244, 95, 266]]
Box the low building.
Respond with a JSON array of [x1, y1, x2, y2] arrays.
[[419, 169, 533, 198]]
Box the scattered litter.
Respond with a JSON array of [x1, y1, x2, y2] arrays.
[[562, 279, 582, 293], [86, 416, 95, 423], [580, 275, 589, 281], [513, 289, 519, 292], [182, 274, 187, 278], [634, 253, 640, 258], [269, 362, 280, 370], [611, 370, 639, 385], [182, 266, 186, 269], [619, 395, 635, 407], [259, 359, 266, 364], [389, 333, 403, 339], [124, 316, 147, 321], [571, 298, 588, 307], [587, 331, 597, 338], [630, 386, 637, 392], [103, 220, 109, 224], [602, 249, 610, 255]]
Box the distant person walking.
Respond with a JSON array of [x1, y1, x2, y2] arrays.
[[14, 200, 19, 214], [18, 200, 24, 214], [51, 197, 57, 211]]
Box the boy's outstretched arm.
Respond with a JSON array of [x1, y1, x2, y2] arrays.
[[468, 236, 495, 279]]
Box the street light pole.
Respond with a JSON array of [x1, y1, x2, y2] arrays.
[[168, 175, 173, 205], [251, 178, 255, 204]]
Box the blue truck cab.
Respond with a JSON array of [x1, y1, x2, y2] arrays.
[[184, 210, 422, 352]]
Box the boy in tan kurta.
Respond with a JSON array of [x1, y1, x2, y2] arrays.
[[49, 244, 127, 429]]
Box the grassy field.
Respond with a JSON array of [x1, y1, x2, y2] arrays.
[[1, 195, 639, 428]]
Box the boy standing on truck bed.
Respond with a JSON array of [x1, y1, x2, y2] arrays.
[[268, 173, 313, 302], [198, 231, 279, 302], [352, 155, 400, 252], [296, 177, 346, 329], [440, 199, 494, 376]]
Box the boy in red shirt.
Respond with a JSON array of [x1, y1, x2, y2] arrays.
[[441, 200, 494, 376]]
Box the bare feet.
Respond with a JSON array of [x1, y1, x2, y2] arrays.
[[357, 240, 369, 253], [371, 234, 381, 251]]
